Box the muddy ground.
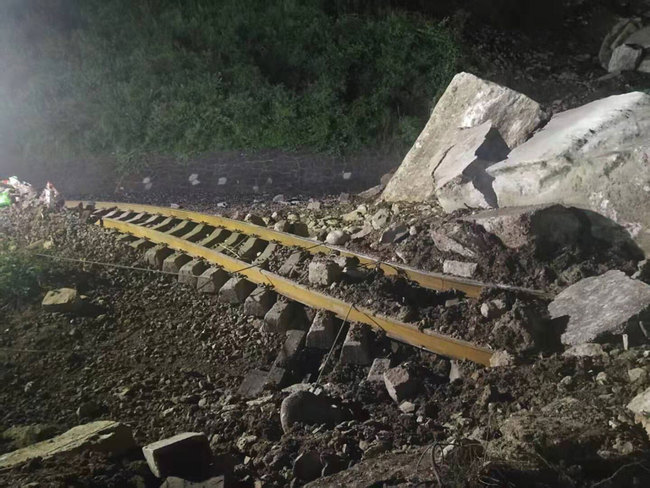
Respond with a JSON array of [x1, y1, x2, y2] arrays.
[[1, 197, 649, 487]]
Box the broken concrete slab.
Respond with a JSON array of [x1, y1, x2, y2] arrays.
[[143, 432, 212, 479], [488, 92, 650, 254], [0, 421, 135, 470], [548, 270, 650, 346], [243, 286, 276, 318], [443, 260, 477, 278], [308, 259, 342, 286], [218, 277, 256, 304], [434, 121, 510, 213], [42, 288, 80, 313], [306, 311, 339, 350], [196, 267, 229, 294], [382, 72, 546, 203], [628, 387, 650, 438]]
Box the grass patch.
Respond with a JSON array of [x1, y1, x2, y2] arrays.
[[0, 0, 458, 173]]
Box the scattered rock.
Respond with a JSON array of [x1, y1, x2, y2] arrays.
[[434, 121, 510, 213], [443, 260, 477, 278], [608, 44, 643, 72], [380, 224, 409, 244], [489, 350, 515, 368], [160, 476, 226, 488], [480, 299, 507, 319], [0, 421, 135, 470], [367, 358, 392, 383], [244, 213, 266, 226], [370, 208, 391, 230], [280, 391, 346, 433], [628, 368, 648, 383], [382, 72, 546, 203], [430, 230, 476, 258], [308, 259, 342, 286], [325, 230, 349, 245], [293, 451, 323, 482], [142, 432, 212, 479], [1, 424, 59, 450], [42, 288, 80, 313], [563, 343, 607, 358], [627, 387, 650, 438], [548, 270, 650, 346], [383, 365, 418, 403], [488, 92, 650, 254]]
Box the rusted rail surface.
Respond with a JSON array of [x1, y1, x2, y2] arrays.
[[66, 201, 551, 300]]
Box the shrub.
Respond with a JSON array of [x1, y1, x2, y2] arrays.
[[0, 243, 43, 309]]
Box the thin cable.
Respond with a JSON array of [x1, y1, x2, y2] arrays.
[[316, 303, 354, 384]]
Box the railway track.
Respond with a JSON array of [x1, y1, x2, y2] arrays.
[[65, 201, 550, 367]]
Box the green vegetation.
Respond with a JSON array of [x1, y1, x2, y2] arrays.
[[0, 0, 458, 171], [0, 243, 43, 309]]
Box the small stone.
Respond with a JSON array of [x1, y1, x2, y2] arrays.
[[244, 214, 266, 226], [628, 387, 650, 438], [563, 343, 607, 358], [608, 44, 643, 72], [293, 451, 323, 482], [325, 230, 349, 245], [42, 288, 80, 313], [280, 391, 345, 433], [596, 372, 608, 385], [367, 358, 391, 383], [399, 401, 416, 414], [480, 299, 507, 319], [308, 260, 342, 286], [628, 368, 648, 383], [307, 201, 321, 211], [383, 365, 418, 403], [489, 350, 514, 368], [272, 194, 285, 202], [443, 260, 477, 278], [371, 208, 390, 230]]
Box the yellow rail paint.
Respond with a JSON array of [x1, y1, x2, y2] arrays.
[[68, 201, 552, 299], [99, 216, 494, 365]]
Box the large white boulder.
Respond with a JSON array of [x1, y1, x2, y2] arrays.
[[382, 72, 546, 203], [488, 92, 650, 253]]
